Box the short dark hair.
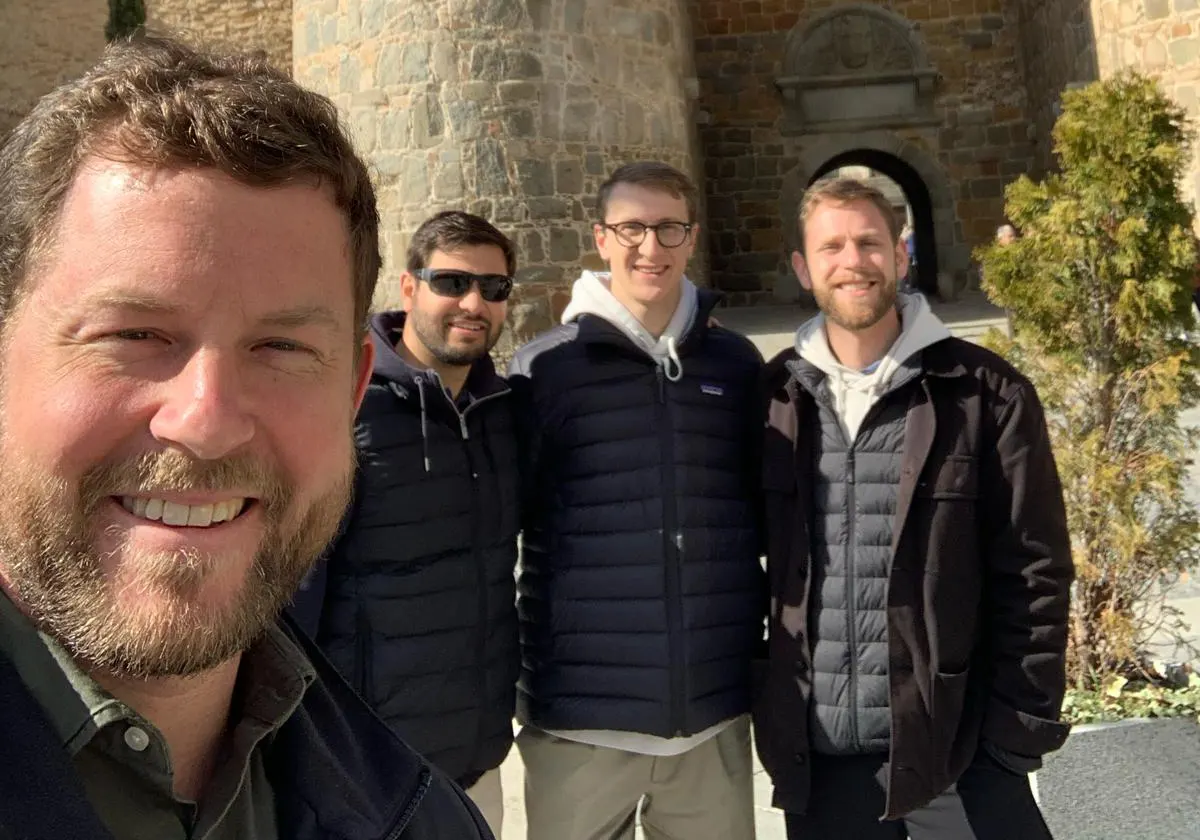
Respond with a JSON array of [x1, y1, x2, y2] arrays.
[[0, 32, 380, 334], [597, 161, 698, 223], [798, 177, 901, 252], [405, 211, 516, 276]]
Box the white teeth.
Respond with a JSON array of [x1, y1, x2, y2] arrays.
[[161, 501, 190, 526], [118, 496, 247, 528]]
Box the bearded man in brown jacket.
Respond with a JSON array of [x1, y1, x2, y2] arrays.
[[755, 178, 1074, 840]]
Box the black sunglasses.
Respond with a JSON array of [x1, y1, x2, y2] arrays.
[[415, 268, 514, 303]]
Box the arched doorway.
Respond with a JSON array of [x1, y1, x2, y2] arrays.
[[811, 149, 938, 295]]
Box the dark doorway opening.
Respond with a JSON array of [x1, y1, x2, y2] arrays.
[[810, 150, 939, 296]]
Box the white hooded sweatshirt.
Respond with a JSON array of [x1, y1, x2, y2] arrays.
[[560, 270, 699, 380], [795, 292, 952, 441]]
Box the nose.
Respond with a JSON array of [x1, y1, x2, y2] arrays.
[[148, 348, 255, 460], [638, 231, 666, 259], [456, 284, 487, 316]]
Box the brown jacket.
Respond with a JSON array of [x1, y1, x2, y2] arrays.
[[754, 337, 1073, 819]]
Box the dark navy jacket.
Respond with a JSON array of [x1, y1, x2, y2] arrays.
[[0, 617, 494, 840], [506, 289, 766, 737], [299, 311, 520, 789]]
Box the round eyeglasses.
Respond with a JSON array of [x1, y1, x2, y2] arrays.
[[601, 221, 694, 249]]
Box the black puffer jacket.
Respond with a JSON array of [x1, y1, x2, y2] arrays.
[[315, 311, 520, 788], [507, 290, 766, 737]]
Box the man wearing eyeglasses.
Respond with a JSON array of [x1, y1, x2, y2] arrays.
[[291, 210, 520, 836], [507, 162, 766, 840]]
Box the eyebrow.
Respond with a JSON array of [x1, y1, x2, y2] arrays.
[[86, 294, 342, 330]]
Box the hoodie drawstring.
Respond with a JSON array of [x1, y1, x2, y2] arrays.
[[414, 376, 432, 473], [664, 336, 684, 382]]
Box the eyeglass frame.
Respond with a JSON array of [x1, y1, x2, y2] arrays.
[[411, 267, 515, 303], [597, 220, 696, 249]]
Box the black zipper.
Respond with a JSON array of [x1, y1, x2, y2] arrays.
[[844, 446, 860, 751], [382, 765, 432, 840], [453, 391, 505, 774], [355, 602, 373, 703], [656, 365, 686, 734]]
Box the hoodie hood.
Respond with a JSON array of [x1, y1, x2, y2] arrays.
[[793, 292, 951, 441], [559, 270, 699, 381], [367, 310, 507, 473]]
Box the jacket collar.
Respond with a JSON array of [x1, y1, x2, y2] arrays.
[[369, 310, 509, 402], [0, 616, 436, 840]]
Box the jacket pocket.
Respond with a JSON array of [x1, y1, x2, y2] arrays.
[[931, 668, 971, 785], [917, 455, 979, 500]]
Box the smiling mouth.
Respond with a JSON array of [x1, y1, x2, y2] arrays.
[[448, 321, 488, 334], [117, 496, 250, 528], [634, 265, 668, 276]]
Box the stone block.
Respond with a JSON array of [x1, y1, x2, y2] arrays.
[[1145, 0, 1170, 20], [565, 0, 587, 32], [550, 227, 581, 262], [963, 31, 994, 50], [517, 158, 555, 196], [625, 100, 646, 145], [378, 110, 409, 151], [563, 101, 597, 141], [501, 108, 536, 138], [399, 43, 431, 84], [448, 0, 525, 27], [522, 230, 545, 263], [515, 265, 566, 284], [475, 138, 509, 194], [527, 197, 570, 219], [556, 159, 584, 194], [400, 156, 430, 205], [510, 51, 544, 80], [585, 151, 606, 176], [460, 81, 493, 102], [1169, 37, 1200, 67], [433, 165, 464, 201], [498, 81, 539, 103]]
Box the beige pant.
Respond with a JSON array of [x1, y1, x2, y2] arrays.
[[517, 716, 756, 840], [465, 767, 504, 839]]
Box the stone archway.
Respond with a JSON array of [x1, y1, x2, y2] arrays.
[[776, 131, 966, 302]]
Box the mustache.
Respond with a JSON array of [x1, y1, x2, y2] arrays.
[[77, 449, 288, 515]]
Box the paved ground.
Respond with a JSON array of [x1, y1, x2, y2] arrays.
[[495, 293, 1200, 839]]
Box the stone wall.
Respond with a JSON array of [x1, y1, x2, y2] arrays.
[[690, 0, 1038, 303], [1090, 0, 1200, 209], [0, 0, 107, 137], [146, 0, 293, 73], [1015, 0, 1099, 175], [294, 0, 700, 355]]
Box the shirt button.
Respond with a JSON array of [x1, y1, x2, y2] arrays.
[[124, 726, 151, 752]]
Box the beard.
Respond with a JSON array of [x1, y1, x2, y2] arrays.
[[408, 308, 501, 367], [0, 447, 351, 679], [813, 266, 899, 332]]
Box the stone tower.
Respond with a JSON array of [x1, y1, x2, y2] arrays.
[[292, 0, 701, 349]]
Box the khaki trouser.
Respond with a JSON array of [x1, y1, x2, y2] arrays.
[[465, 767, 504, 839], [517, 715, 756, 840]]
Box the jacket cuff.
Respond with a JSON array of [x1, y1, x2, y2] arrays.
[[981, 695, 1071, 757]]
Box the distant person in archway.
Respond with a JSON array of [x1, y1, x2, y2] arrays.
[[755, 177, 1072, 840], [900, 221, 915, 291]]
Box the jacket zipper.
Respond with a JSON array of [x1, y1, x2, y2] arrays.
[[453, 391, 505, 774], [844, 446, 860, 752], [656, 365, 686, 734], [382, 765, 433, 840]]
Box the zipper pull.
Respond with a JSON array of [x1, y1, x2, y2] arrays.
[[459, 414, 470, 440], [656, 365, 666, 402]]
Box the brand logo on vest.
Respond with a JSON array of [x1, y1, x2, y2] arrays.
[[700, 384, 725, 397]]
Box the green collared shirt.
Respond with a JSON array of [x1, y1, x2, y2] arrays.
[[0, 591, 315, 839]]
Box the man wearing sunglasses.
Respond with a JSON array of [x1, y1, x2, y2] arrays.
[[507, 162, 766, 840], [292, 210, 520, 836]]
